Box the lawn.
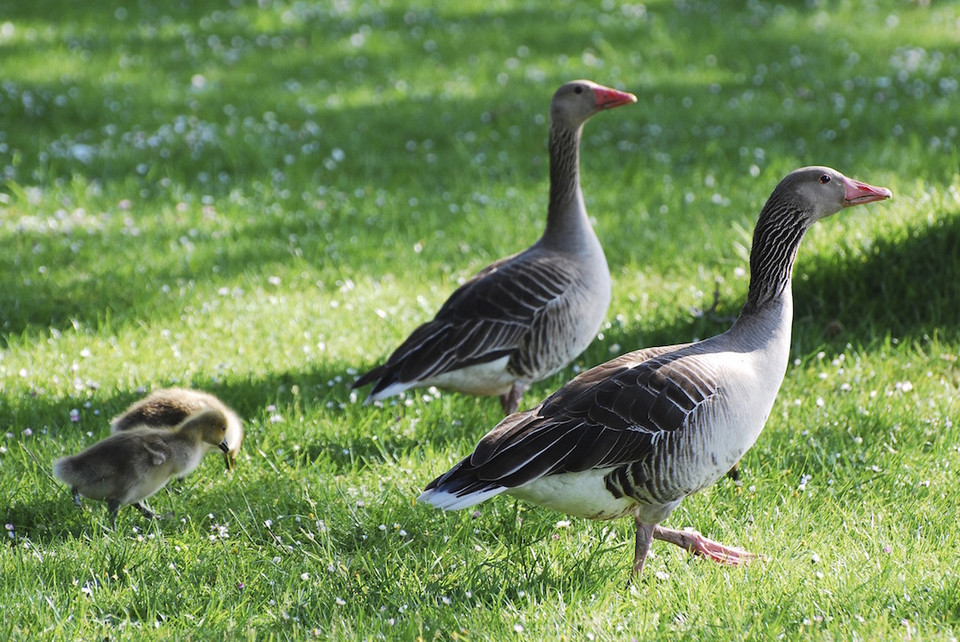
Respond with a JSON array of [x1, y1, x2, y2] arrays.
[[1, 0, 959, 639]]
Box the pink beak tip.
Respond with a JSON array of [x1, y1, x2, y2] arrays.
[[844, 178, 893, 205], [595, 87, 638, 109]]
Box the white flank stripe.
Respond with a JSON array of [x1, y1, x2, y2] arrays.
[[417, 486, 506, 511], [367, 380, 417, 402]]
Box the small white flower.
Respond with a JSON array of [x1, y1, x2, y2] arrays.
[[895, 380, 914, 393], [335, 597, 346, 606], [301, 573, 310, 581]]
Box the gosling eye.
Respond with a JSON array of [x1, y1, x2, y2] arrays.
[[819, 174, 832, 184], [574, 86, 584, 94]]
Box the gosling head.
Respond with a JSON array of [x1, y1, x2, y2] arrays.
[[178, 407, 230, 454]]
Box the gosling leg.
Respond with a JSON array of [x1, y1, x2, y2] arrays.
[[107, 499, 121, 525], [132, 503, 156, 520]]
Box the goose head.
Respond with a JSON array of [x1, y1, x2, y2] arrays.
[[774, 166, 892, 225], [180, 408, 230, 453], [549, 79, 637, 130]]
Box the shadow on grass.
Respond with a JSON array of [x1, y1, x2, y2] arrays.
[[1, 355, 489, 543], [587, 207, 960, 366], [4, 0, 960, 343], [4, 0, 960, 544], [7, 203, 958, 493]]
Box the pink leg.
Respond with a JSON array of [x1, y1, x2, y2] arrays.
[[499, 382, 527, 415], [653, 525, 757, 565], [630, 517, 657, 583]]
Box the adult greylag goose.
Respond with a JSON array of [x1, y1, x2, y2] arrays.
[[419, 166, 891, 580], [352, 80, 637, 414], [54, 408, 229, 520], [111, 388, 244, 470]]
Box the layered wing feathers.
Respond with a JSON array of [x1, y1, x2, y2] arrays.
[[424, 343, 721, 500], [354, 251, 581, 394]]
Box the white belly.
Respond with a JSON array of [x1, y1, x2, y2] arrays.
[[376, 356, 516, 399], [507, 468, 641, 521], [119, 468, 174, 505]]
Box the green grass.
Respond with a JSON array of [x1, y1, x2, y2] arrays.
[[2, 0, 960, 638]]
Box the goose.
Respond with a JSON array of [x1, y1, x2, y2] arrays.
[[111, 388, 244, 470], [54, 408, 229, 520], [419, 166, 891, 580], [352, 80, 637, 414]]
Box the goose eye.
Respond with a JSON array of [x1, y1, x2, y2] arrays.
[[819, 174, 831, 184], [574, 86, 584, 94]]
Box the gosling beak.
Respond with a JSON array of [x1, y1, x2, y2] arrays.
[[218, 440, 230, 454]]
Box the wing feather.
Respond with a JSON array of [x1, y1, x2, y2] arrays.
[[423, 343, 722, 500], [354, 250, 583, 394]]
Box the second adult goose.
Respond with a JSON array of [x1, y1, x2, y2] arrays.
[[352, 80, 637, 414], [54, 408, 230, 520], [111, 388, 244, 470], [419, 166, 891, 580]]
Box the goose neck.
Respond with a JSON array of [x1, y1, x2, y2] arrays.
[[543, 122, 587, 244], [741, 201, 809, 315]]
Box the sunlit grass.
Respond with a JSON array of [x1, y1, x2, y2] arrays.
[[2, 0, 960, 639]]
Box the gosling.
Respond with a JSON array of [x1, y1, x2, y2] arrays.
[[111, 388, 244, 470], [53, 408, 229, 520]]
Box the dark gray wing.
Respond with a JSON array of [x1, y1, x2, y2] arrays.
[[423, 343, 720, 496], [353, 250, 580, 393]]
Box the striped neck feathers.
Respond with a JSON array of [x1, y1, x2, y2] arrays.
[[543, 122, 587, 244], [742, 198, 811, 314]]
